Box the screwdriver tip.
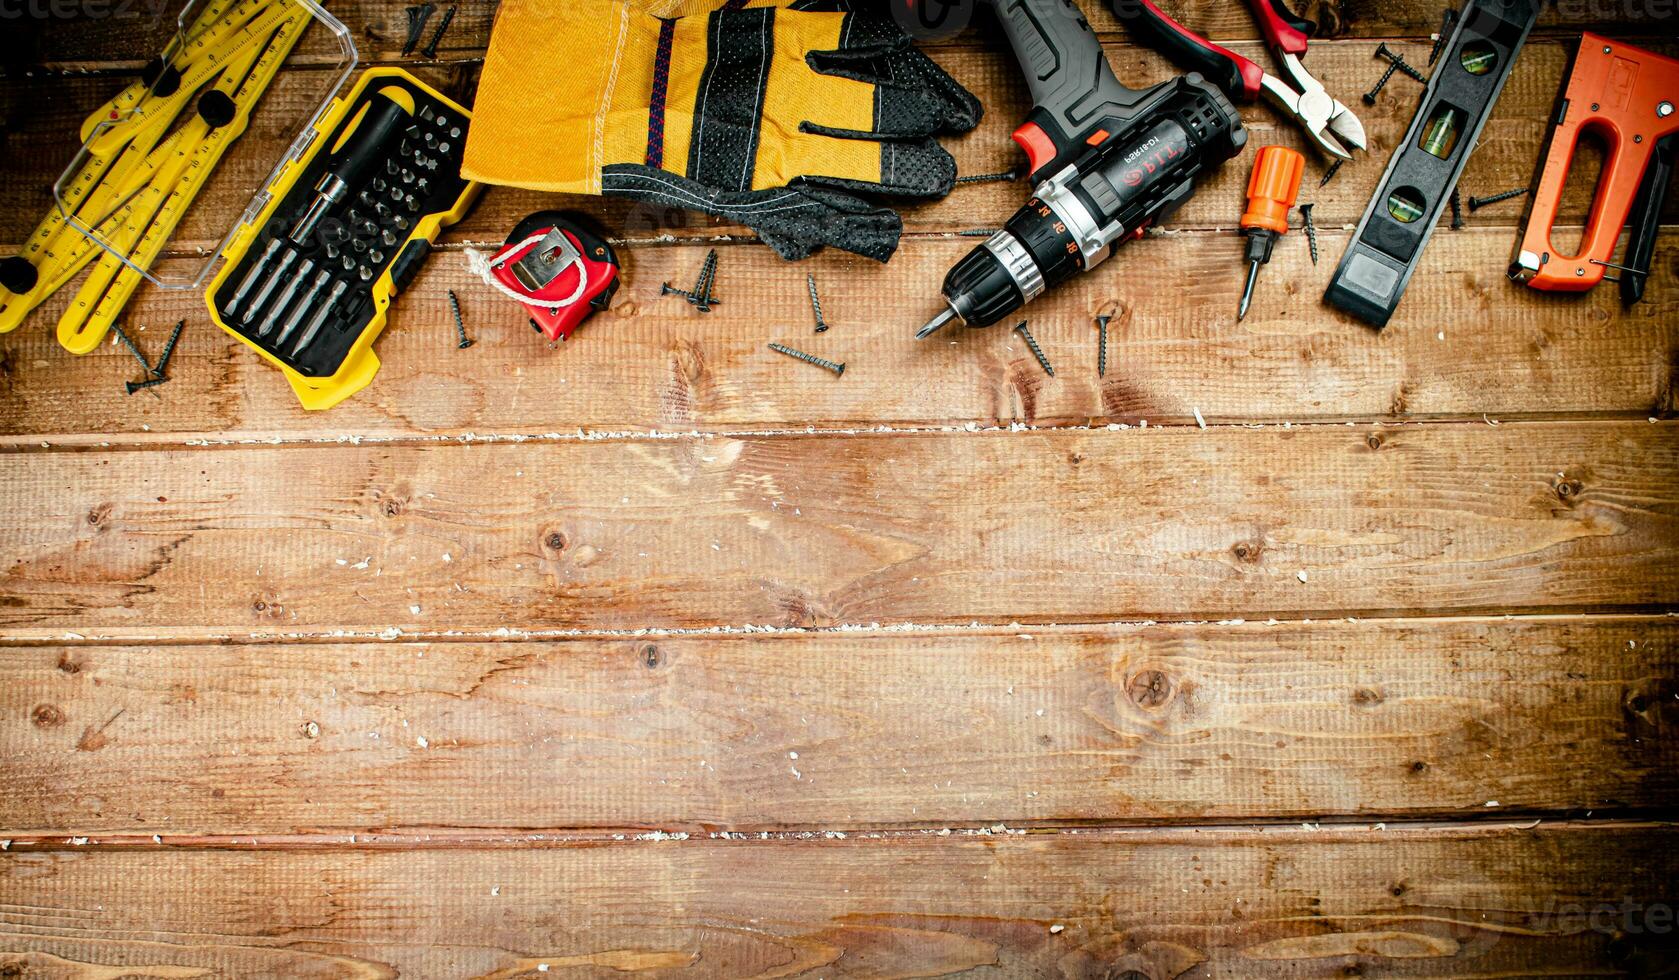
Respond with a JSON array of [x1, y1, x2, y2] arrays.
[[915, 306, 957, 340]]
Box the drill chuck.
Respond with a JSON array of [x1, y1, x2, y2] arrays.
[[918, 76, 1244, 337]]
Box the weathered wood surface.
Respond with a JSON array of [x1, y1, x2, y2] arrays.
[[2, 617, 1673, 835], [1, 230, 1674, 442], [2, 823, 1674, 977], [1, 423, 1674, 634], [5, 40, 1677, 255], [1, 0, 1675, 974]]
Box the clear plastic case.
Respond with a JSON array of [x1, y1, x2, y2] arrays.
[[50, 0, 358, 291]]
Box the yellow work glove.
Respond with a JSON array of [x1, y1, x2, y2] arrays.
[[463, 0, 981, 260]]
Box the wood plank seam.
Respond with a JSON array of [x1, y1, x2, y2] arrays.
[[2, 609, 1677, 647], [0, 819, 1670, 852]]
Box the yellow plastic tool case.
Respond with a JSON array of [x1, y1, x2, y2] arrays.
[[205, 67, 482, 410]]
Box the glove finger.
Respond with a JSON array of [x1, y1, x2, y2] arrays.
[[601, 164, 902, 261], [801, 82, 953, 140], [794, 135, 957, 199], [806, 34, 980, 135]]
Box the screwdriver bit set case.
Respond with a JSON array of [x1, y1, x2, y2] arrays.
[[206, 67, 481, 409]]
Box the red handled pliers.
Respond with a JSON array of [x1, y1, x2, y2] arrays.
[[1117, 0, 1367, 160]]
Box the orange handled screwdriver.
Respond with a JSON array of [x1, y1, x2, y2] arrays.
[[1237, 145, 1305, 320]]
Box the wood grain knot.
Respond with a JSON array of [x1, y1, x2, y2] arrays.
[[31, 703, 65, 728], [1352, 687, 1385, 707], [1366, 433, 1384, 451], [1231, 539, 1264, 563], [543, 530, 568, 552], [382, 497, 404, 518], [57, 652, 84, 674], [1127, 669, 1173, 709], [86, 502, 112, 527]]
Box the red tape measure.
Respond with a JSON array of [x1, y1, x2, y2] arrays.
[[486, 212, 620, 342]]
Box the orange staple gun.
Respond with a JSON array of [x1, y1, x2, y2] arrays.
[[1510, 34, 1678, 305]]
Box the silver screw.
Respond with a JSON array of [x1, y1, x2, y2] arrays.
[[769, 342, 844, 376]]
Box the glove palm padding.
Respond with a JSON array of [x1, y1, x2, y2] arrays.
[[463, 0, 980, 260]]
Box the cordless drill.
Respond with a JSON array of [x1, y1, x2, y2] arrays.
[[916, 0, 1246, 339]]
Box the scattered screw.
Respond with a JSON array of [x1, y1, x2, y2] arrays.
[[1298, 203, 1319, 265], [955, 168, 1020, 185], [690, 248, 719, 312], [447, 289, 472, 348], [420, 4, 456, 59], [402, 2, 435, 56], [1375, 43, 1426, 82], [125, 376, 168, 396], [807, 273, 828, 333], [110, 322, 158, 378], [1449, 187, 1464, 229], [1094, 313, 1109, 377], [769, 342, 845, 376], [1363, 61, 1403, 104], [1319, 159, 1344, 187], [154, 319, 185, 375], [1014, 320, 1054, 377], [1468, 186, 1529, 210], [1428, 8, 1457, 66], [660, 282, 697, 301]]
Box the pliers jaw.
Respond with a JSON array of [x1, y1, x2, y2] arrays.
[[1270, 50, 1368, 159]]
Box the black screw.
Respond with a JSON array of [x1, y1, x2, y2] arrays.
[[768, 342, 845, 376], [447, 289, 472, 348], [402, 2, 435, 56], [1298, 203, 1319, 266], [125, 376, 168, 396], [1094, 314, 1109, 378], [807, 273, 828, 333], [1319, 159, 1344, 187], [1428, 8, 1457, 66], [1374, 43, 1426, 82], [660, 282, 697, 301], [1468, 187, 1529, 210], [1014, 321, 1054, 377], [154, 319, 185, 375], [958, 228, 1001, 237], [420, 4, 456, 59], [1449, 187, 1464, 229], [955, 168, 1020, 185], [1363, 61, 1402, 104], [110, 323, 159, 378], [690, 248, 719, 312]]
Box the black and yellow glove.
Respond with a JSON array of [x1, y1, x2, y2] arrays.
[[463, 0, 981, 260]]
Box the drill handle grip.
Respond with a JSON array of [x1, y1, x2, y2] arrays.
[[988, 0, 1147, 179]]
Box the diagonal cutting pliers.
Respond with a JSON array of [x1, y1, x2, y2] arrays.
[[1114, 0, 1368, 160]]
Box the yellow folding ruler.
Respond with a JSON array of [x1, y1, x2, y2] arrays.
[[0, 0, 307, 353]]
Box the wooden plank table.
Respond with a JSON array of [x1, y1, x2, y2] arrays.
[[2, 0, 1675, 975]]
